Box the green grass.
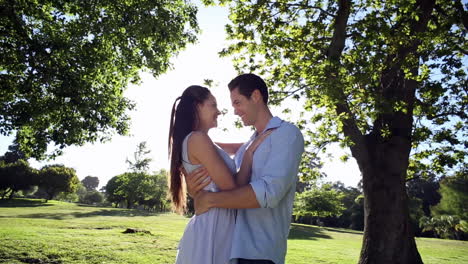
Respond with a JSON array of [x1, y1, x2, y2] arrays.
[[0, 199, 467, 264]]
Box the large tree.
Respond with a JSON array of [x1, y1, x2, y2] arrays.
[[0, 160, 37, 199], [38, 164, 80, 201], [206, 0, 467, 263], [0, 0, 199, 159], [81, 175, 99, 191]]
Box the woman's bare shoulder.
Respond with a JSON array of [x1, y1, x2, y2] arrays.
[[187, 131, 213, 149]]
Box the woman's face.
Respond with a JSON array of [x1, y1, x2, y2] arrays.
[[197, 93, 221, 130]]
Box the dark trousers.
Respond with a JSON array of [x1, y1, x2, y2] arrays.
[[238, 259, 275, 264]]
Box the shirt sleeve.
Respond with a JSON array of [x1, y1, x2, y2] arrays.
[[249, 125, 304, 208]]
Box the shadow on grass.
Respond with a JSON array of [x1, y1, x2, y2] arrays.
[[0, 208, 162, 220], [323, 227, 363, 235], [0, 198, 53, 208], [288, 223, 332, 240]]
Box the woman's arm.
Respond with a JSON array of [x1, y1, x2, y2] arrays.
[[188, 132, 237, 191], [214, 142, 243, 155], [234, 130, 273, 186], [188, 131, 272, 191]]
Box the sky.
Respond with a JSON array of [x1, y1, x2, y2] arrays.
[[0, 2, 361, 189]]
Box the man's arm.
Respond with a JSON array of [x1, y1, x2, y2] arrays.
[[249, 125, 304, 208], [195, 185, 260, 215], [214, 142, 244, 155], [195, 125, 304, 214]]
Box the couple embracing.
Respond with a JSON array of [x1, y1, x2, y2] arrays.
[[168, 73, 304, 264]]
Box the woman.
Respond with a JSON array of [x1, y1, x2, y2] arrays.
[[168, 85, 271, 264]]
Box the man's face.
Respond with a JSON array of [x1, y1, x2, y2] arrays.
[[230, 87, 256, 126]]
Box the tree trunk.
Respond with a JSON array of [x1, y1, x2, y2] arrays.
[[322, 0, 435, 262], [1, 188, 12, 200], [352, 0, 434, 261], [8, 190, 15, 199], [356, 135, 423, 264], [47, 192, 54, 201]]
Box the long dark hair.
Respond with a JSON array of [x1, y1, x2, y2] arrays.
[[168, 85, 211, 214]]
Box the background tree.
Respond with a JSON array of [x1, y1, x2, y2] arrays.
[[292, 180, 365, 230], [327, 181, 363, 229], [1, 0, 199, 159], [140, 169, 169, 212], [406, 173, 442, 236], [55, 189, 79, 203], [432, 169, 468, 220], [38, 165, 80, 202], [406, 173, 441, 217], [407, 195, 426, 237], [81, 176, 99, 192], [72, 183, 87, 202], [103, 169, 169, 211], [103, 172, 141, 209], [0, 160, 37, 199], [81, 191, 104, 205], [419, 215, 466, 240], [104, 175, 126, 207], [0, 141, 27, 164], [205, 0, 467, 262], [418, 169, 468, 240], [293, 183, 345, 224], [349, 194, 365, 231], [126, 141, 152, 173]]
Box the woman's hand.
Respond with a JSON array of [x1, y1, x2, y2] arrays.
[[245, 129, 275, 155]]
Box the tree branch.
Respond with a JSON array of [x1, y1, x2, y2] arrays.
[[427, 111, 468, 120], [324, 0, 364, 152], [270, 85, 307, 104], [285, 3, 336, 18]]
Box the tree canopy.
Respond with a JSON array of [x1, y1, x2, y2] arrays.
[[294, 184, 345, 218], [0, 159, 37, 199], [104, 170, 168, 210], [205, 0, 466, 262], [209, 0, 467, 178], [1, 0, 199, 159], [81, 175, 99, 191], [38, 164, 80, 201]]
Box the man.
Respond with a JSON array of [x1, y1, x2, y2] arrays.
[[186, 73, 304, 264]]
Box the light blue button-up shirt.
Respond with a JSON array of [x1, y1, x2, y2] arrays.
[[230, 116, 304, 264]]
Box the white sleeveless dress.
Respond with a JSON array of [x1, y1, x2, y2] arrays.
[[175, 132, 237, 264]]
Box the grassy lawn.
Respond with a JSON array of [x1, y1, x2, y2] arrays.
[[0, 199, 467, 264]]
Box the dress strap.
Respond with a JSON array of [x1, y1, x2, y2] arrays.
[[181, 132, 193, 164]]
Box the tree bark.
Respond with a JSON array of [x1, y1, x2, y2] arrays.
[[356, 134, 423, 264]]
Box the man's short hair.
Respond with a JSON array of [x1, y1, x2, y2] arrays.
[[228, 73, 268, 104]]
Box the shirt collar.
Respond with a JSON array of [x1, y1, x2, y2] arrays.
[[264, 116, 283, 131], [250, 116, 283, 139]]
